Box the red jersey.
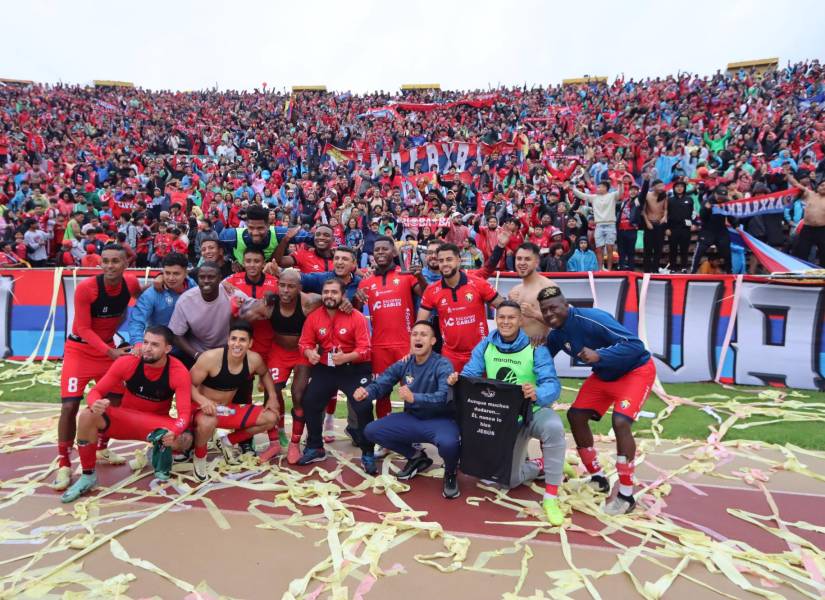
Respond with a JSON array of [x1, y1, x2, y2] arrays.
[[153, 233, 172, 258], [420, 272, 499, 356], [298, 307, 371, 365], [71, 274, 141, 358], [292, 246, 334, 273], [358, 266, 417, 348], [85, 355, 192, 435], [81, 254, 102, 268], [225, 272, 279, 353]]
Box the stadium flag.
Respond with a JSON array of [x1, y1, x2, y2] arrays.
[[285, 96, 295, 123], [712, 188, 801, 218], [727, 227, 817, 273], [325, 142, 480, 175]]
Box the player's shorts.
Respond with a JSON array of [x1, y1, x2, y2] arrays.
[[372, 345, 409, 376], [442, 349, 471, 374], [61, 340, 118, 402], [572, 359, 655, 421], [267, 344, 309, 386], [251, 342, 271, 365], [102, 406, 183, 441], [216, 403, 264, 430]]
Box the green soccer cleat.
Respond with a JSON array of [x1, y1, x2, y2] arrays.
[[61, 473, 97, 503], [543, 497, 565, 526]]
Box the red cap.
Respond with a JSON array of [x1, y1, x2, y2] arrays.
[[85, 183, 94, 192]]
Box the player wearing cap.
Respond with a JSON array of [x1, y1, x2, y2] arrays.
[[54, 244, 144, 491], [537, 286, 656, 515]]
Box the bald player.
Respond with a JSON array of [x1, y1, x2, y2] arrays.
[[240, 268, 323, 463]]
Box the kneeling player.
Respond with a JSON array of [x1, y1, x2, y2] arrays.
[[61, 326, 196, 503], [538, 286, 655, 515], [189, 320, 280, 479]]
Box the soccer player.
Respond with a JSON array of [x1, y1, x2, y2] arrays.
[[506, 242, 557, 345], [356, 321, 459, 498], [457, 301, 566, 525], [60, 326, 196, 502], [54, 244, 143, 491], [189, 320, 280, 478], [240, 269, 323, 463], [355, 236, 426, 420], [417, 243, 503, 372], [219, 205, 309, 265], [296, 278, 374, 472], [274, 224, 335, 272], [224, 247, 284, 449], [538, 286, 656, 515]]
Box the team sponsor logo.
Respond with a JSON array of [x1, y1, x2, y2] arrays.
[[495, 367, 519, 384], [444, 317, 455, 327], [360, 378, 368, 384]]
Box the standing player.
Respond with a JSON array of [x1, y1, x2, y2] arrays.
[[507, 242, 557, 345], [219, 205, 310, 265], [355, 236, 426, 420], [240, 269, 323, 463], [417, 243, 503, 372], [538, 286, 655, 515], [54, 244, 143, 491], [189, 320, 280, 477], [60, 326, 196, 502], [296, 278, 374, 472], [274, 224, 336, 272]]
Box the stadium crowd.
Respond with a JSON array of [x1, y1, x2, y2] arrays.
[[0, 59, 823, 273]]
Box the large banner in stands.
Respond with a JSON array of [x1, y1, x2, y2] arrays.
[[0, 269, 823, 390]]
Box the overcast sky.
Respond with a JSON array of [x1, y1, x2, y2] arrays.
[[3, 0, 824, 93]]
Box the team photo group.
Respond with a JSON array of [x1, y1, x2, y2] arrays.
[[53, 205, 655, 526]]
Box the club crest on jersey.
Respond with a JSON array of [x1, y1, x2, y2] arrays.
[[319, 328, 327, 336], [392, 278, 400, 285], [405, 375, 414, 384], [564, 342, 572, 352], [465, 292, 473, 302]]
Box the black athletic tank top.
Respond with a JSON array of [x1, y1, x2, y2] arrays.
[[90, 274, 131, 319], [202, 346, 251, 391], [125, 358, 173, 402], [269, 296, 306, 336]]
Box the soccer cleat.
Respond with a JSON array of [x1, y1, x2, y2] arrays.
[[588, 474, 610, 494], [257, 441, 281, 463], [360, 453, 378, 476], [193, 455, 209, 482], [396, 452, 433, 480], [442, 471, 460, 499], [215, 436, 239, 465], [61, 473, 97, 503], [542, 497, 565, 526], [97, 448, 126, 465], [286, 442, 302, 465], [296, 447, 327, 466], [604, 492, 636, 516], [51, 466, 72, 491], [239, 439, 256, 456]]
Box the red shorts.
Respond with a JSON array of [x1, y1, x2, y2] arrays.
[[442, 350, 471, 374], [216, 403, 264, 430], [573, 359, 656, 421], [267, 344, 309, 386], [372, 345, 409, 376], [102, 406, 182, 441], [61, 341, 117, 402]]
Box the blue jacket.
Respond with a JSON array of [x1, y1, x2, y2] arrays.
[[462, 329, 561, 408], [127, 278, 196, 344], [364, 352, 454, 419], [546, 306, 650, 381], [567, 248, 599, 272], [300, 272, 362, 301]]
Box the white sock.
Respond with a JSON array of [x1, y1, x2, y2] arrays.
[[324, 414, 334, 426], [618, 484, 634, 497], [543, 492, 556, 500]]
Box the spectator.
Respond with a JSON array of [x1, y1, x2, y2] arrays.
[[566, 237, 599, 272], [80, 244, 102, 268], [542, 243, 567, 273], [23, 219, 51, 267]]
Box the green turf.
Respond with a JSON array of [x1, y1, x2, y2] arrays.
[[2, 363, 824, 450]]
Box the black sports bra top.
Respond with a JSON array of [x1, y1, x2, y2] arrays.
[[201, 346, 250, 391]]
